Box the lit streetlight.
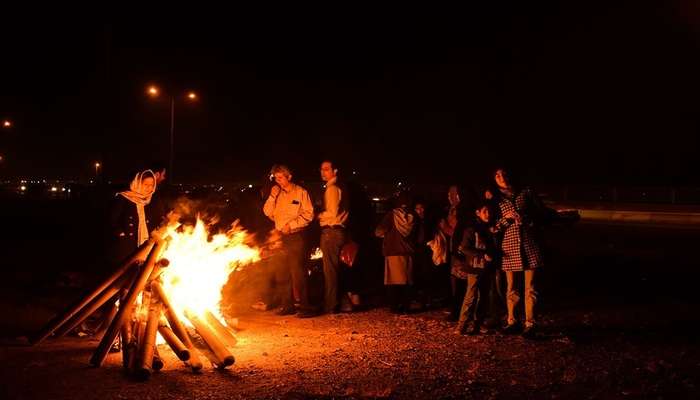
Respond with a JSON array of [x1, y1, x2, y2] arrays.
[[146, 84, 198, 183], [95, 162, 101, 177], [2, 120, 11, 128]]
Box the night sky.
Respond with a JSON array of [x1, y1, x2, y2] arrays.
[[1, 2, 699, 185]]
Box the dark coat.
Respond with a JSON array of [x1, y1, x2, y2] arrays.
[[375, 208, 416, 257], [108, 195, 157, 262], [452, 220, 498, 275]]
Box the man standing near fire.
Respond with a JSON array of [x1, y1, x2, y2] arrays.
[[263, 164, 317, 318], [318, 160, 350, 313]]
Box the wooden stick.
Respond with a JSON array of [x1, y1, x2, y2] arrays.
[[135, 300, 161, 380], [55, 275, 128, 338], [185, 310, 235, 368], [89, 240, 164, 367], [152, 345, 164, 371], [31, 239, 155, 345], [152, 282, 203, 371], [158, 323, 190, 361], [204, 311, 237, 348]]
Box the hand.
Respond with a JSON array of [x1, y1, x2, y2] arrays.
[[166, 210, 180, 225], [270, 185, 281, 198], [505, 211, 521, 224], [281, 223, 291, 234], [484, 254, 493, 262]]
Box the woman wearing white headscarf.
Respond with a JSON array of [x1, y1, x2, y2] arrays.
[[109, 170, 158, 261]]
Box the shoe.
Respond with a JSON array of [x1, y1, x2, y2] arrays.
[[297, 309, 321, 318], [390, 306, 406, 315], [464, 323, 479, 335], [502, 322, 521, 335], [275, 306, 297, 316], [522, 325, 537, 339], [408, 301, 425, 312], [478, 325, 491, 335]]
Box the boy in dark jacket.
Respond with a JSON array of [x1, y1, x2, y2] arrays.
[[454, 202, 498, 334]]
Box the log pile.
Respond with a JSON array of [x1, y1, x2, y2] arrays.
[[30, 238, 239, 380]]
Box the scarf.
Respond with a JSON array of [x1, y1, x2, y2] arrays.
[[118, 170, 156, 246], [393, 207, 414, 238]]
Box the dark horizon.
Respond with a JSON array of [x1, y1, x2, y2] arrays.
[[1, 2, 699, 186]]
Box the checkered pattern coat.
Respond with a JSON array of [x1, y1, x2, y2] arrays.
[[495, 187, 543, 272]]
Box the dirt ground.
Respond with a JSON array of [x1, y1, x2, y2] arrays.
[[2, 302, 699, 400]]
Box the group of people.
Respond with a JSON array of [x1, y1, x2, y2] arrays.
[[371, 168, 547, 338], [108, 160, 549, 337]]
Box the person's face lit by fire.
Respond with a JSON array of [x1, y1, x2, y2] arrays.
[[274, 172, 292, 190], [476, 205, 490, 223], [142, 176, 156, 195], [448, 186, 460, 207], [495, 169, 510, 190], [415, 203, 425, 219], [320, 162, 336, 182]]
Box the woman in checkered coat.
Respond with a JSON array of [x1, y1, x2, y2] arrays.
[[492, 168, 546, 337]]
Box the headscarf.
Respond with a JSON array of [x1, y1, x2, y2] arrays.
[[118, 170, 156, 246]]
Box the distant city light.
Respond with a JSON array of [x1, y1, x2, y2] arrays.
[[2, 120, 11, 128], [20, 186, 26, 191], [187, 92, 197, 100], [248, 184, 253, 188], [372, 197, 380, 201], [51, 187, 58, 192], [148, 86, 159, 96]]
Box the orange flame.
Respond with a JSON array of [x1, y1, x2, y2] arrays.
[[158, 218, 260, 326]]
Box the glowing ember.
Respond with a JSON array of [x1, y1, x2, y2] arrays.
[[159, 218, 260, 326], [310, 247, 323, 260]]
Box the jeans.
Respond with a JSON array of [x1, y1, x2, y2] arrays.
[[505, 269, 538, 327]]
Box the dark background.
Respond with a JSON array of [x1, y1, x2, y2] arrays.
[[1, 1, 699, 185]]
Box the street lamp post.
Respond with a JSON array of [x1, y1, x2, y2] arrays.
[[147, 86, 197, 184]]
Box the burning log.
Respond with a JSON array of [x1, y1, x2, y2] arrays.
[[152, 346, 164, 371], [185, 310, 235, 368], [90, 240, 165, 367], [204, 311, 238, 348], [148, 258, 170, 282], [31, 239, 156, 345], [120, 314, 134, 369], [94, 299, 119, 338], [54, 274, 129, 338], [135, 300, 161, 380], [152, 282, 202, 371], [118, 272, 138, 369], [158, 323, 190, 361], [128, 317, 146, 374]]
